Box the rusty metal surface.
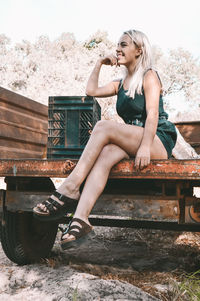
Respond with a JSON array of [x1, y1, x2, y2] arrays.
[[1, 190, 199, 223], [176, 183, 184, 224], [2, 191, 178, 222], [185, 205, 200, 223], [0, 159, 200, 180], [175, 120, 200, 154], [0, 87, 48, 159], [1, 189, 200, 226]]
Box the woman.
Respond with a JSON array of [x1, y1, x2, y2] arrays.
[[33, 29, 177, 249]]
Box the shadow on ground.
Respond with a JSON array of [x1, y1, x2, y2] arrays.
[[48, 227, 200, 300], [53, 227, 200, 273]]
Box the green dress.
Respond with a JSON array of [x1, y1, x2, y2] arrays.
[[116, 79, 177, 158]]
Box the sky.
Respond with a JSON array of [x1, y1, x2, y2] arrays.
[[1, 0, 200, 58]]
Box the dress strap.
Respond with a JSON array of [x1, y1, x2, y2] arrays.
[[119, 79, 123, 90], [144, 68, 163, 87]]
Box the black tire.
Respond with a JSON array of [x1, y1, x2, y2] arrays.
[[0, 210, 58, 265]]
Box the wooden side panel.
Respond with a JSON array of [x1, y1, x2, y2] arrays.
[[175, 121, 200, 154], [0, 87, 48, 159]]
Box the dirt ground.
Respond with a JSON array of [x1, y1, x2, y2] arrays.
[[1, 179, 200, 300], [1, 218, 200, 300], [55, 226, 200, 300]]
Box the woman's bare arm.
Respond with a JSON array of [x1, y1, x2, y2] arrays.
[[86, 56, 119, 97], [135, 70, 161, 168]]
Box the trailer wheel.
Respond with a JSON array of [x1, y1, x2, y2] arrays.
[[1, 210, 58, 265]]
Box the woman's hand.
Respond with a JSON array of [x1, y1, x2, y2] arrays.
[[135, 145, 151, 170], [99, 54, 119, 66]]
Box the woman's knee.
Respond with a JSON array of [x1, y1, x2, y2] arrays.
[[99, 144, 128, 165], [92, 120, 113, 137], [100, 144, 116, 159]]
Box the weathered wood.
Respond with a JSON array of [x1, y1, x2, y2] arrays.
[[0, 107, 47, 131], [0, 87, 48, 159], [175, 121, 200, 154], [0, 139, 46, 158], [0, 124, 47, 145], [0, 159, 200, 180], [0, 86, 47, 116], [173, 127, 200, 159]]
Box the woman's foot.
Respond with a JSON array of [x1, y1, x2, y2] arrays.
[[33, 182, 80, 221], [61, 217, 95, 250], [36, 181, 80, 212]]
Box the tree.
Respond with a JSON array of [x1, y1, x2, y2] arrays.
[[0, 31, 200, 121]]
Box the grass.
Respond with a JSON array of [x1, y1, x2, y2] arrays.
[[176, 270, 200, 301], [72, 285, 79, 301]]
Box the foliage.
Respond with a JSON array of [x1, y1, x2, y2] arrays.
[[177, 270, 200, 301], [84, 30, 114, 50], [0, 31, 200, 121], [156, 47, 200, 99]]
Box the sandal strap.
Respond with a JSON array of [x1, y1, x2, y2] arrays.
[[53, 191, 75, 203], [45, 202, 55, 212], [69, 225, 82, 231], [71, 218, 92, 231], [47, 198, 62, 209], [40, 191, 75, 213], [61, 219, 73, 237], [41, 197, 62, 212], [61, 223, 80, 236], [67, 229, 83, 239], [61, 218, 92, 240], [34, 190, 79, 219]]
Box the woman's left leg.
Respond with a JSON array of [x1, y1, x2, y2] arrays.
[[34, 120, 167, 217], [61, 143, 129, 242]]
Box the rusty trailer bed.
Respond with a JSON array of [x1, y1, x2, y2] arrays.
[[0, 158, 199, 179], [0, 159, 200, 266], [0, 158, 200, 225], [1, 160, 200, 265]]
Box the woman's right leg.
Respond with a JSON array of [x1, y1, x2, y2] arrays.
[[36, 119, 167, 213], [61, 143, 129, 242], [56, 118, 167, 200], [36, 120, 111, 212]]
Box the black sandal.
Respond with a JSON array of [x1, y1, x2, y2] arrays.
[[60, 218, 95, 250], [33, 191, 78, 221]]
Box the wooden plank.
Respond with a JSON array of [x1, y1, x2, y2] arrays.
[[0, 124, 47, 145], [176, 123, 200, 143], [0, 138, 47, 159], [0, 106, 47, 131], [0, 138, 46, 152], [0, 86, 48, 117], [0, 147, 46, 159], [175, 121, 200, 154], [0, 87, 48, 159], [0, 159, 200, 179]]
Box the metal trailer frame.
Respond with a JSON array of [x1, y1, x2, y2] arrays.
[[0, 158, 200, 234]]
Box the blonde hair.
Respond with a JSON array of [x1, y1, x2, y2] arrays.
[[122, 29, 153, 98]]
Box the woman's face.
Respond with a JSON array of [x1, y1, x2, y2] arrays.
[[116, 34, 141, 66]]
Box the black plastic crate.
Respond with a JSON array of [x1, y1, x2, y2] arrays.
[[47, 96, 101, 159]]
